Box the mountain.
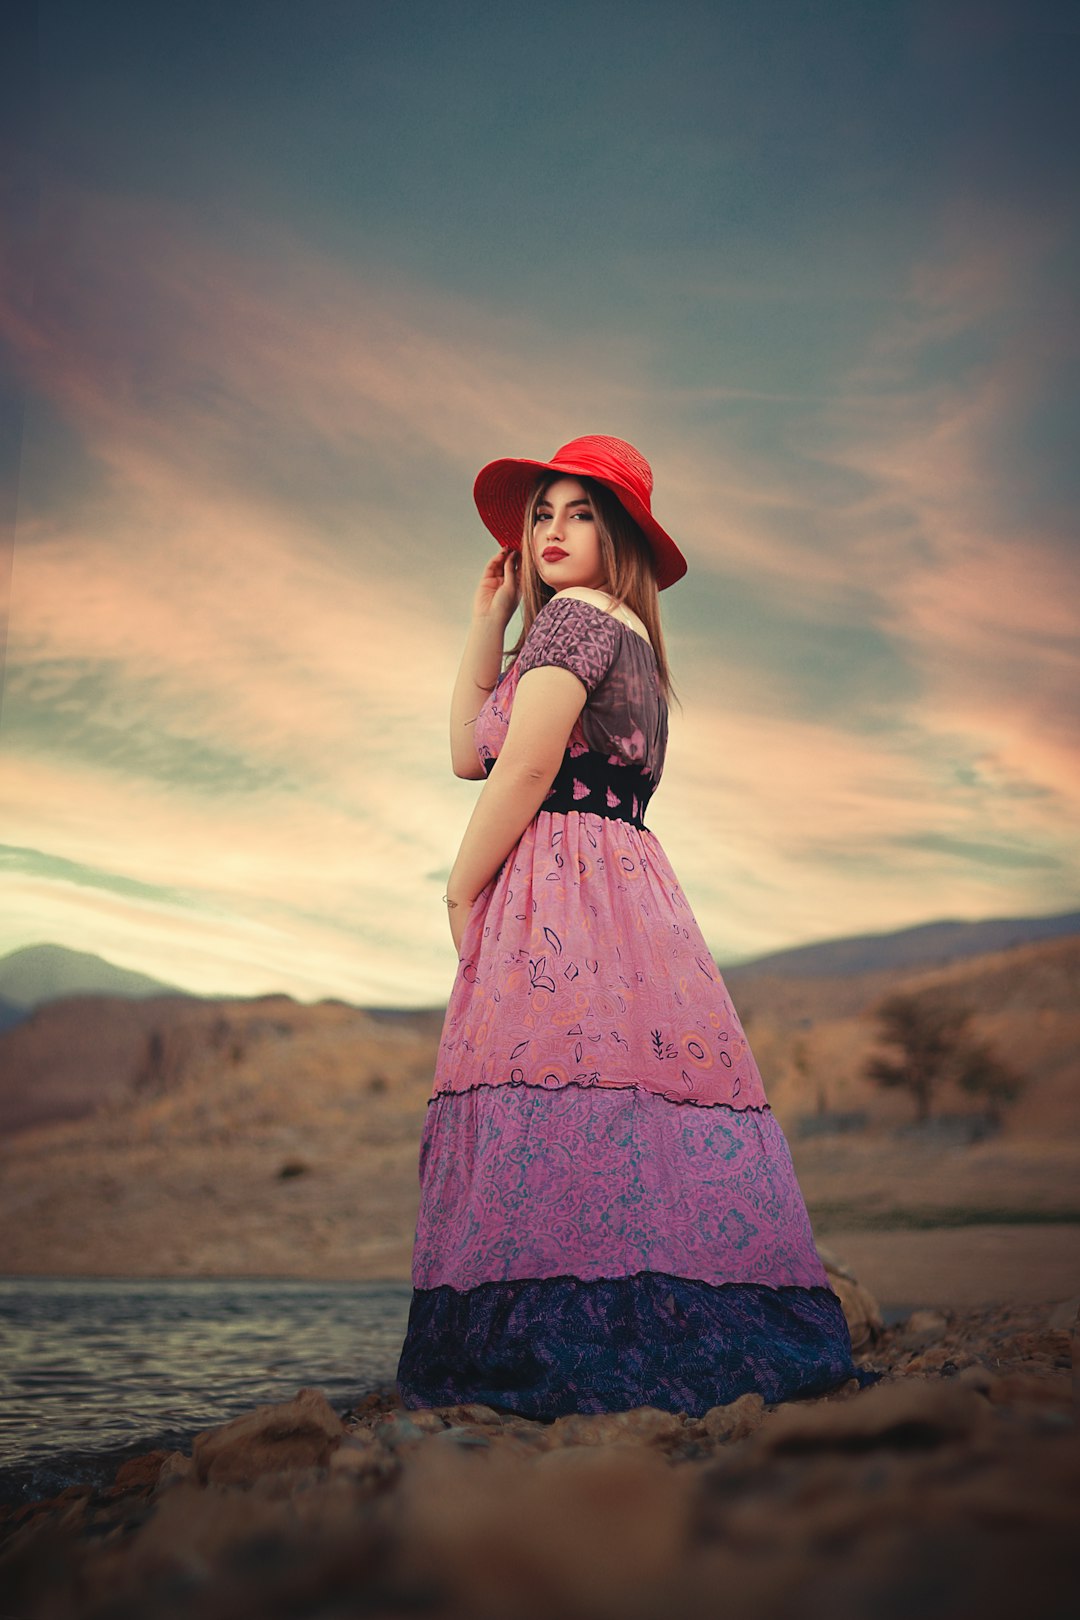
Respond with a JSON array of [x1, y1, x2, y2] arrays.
[[0, 985, 446, 1137], [720, 910, 1080, 981], [0, 944, 192, 1016], [0, 997, 27, 1036]]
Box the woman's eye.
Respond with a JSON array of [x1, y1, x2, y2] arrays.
[[533, 512, 552, 524], [572, 510, 594, 521]]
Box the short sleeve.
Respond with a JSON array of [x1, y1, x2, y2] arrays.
[[515, 598, 620, 696]]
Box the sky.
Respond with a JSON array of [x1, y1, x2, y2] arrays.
[[1, 0, 1078, 1007]]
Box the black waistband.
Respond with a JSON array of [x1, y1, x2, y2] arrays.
[[484, 747, 654, 828]]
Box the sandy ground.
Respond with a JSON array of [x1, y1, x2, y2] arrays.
[[818, 1225, 1080, 1308]]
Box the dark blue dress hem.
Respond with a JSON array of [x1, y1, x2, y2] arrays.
[[395, 1272, 862, 1419]]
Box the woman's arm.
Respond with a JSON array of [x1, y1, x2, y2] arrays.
[[445, 664, 587, 950], [450, 551, 520, 778]]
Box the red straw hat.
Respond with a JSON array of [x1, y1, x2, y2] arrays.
[[473, 434, 687, 590]]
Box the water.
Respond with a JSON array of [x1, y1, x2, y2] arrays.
[[0, 1276, 413, 1504], [0, 1278, 916, 1507]]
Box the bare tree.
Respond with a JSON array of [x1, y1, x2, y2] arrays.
[[863, 992, 1024, 1125], [954, 1039, 1025, 1127]]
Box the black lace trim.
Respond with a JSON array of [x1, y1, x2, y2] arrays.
[[427, 1078, 772, 1114], [409, 1269, 834, 1302], [484, 747, 654, 829]]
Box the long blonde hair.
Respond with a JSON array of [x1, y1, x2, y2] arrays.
[[503, 474, 675, 702]]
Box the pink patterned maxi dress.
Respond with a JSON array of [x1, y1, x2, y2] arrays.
[[395, 595, 864, 1416]]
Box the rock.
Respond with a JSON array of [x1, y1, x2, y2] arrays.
[[898, 1308, 950, 1350], [245, 1465, 330, 1501], [327, 1433, 378, 1466], [116, 1478, 299, 1582], [344, 1385, 402, 1420], [702, 1392, 765, 1443], [818, 1377, 863, 1401], [758, 1378, 990, 1454], [955, 1362, 996, 1393], [1046, 1297, 1080, 1332], [328, 1434, 399, 1490], [108, 1448, 172, 1495], [395, 1438, 692, 1619], [817, 1249, 885, 1350], [368, 1412, 435, 1451], [434, 1402, 506, 1425], [153, 1450, 196, 1493], [900, 1347, 958, 1375], [4, 1485, 94, 1545], [547, 1405, 687, 1451], [426, 1427, 493, 1449], [1007, 1329, 1070, 1363], [984, 1371, 1073, 1410], [815, 1243, 859, 1282], [476, 1412, 554, 1446], [190, 1386, 345, 1487], [386, 1407, 448, 1435]]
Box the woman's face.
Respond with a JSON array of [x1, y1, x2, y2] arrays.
[[531, 477, 609, 592]]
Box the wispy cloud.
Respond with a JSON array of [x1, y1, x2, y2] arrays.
[[1, 181, 1076, 999]]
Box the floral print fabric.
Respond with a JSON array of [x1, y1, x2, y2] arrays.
[[412, 1084, 829, 1293], [435, 807, 768, 1109]]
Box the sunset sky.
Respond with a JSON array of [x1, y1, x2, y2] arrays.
[[2, 0, 1078, 1006]]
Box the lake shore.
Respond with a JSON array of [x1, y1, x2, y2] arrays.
[[812, 1222, 1080, 1309], [2, 1295, 1076, 1620], [5, 1223, 1076, 1310]]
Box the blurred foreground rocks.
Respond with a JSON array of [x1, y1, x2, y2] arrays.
[[817, 1243, 886, 1351], [2, 1296, 1078, 1620]]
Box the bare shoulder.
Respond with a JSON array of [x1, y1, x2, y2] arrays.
[[551, 586, 615, 610], [552, 586, 651, 646]]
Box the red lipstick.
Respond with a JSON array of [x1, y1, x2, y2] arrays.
[[542, 547, 569, 560]]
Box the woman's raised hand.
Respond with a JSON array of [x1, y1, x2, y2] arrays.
[[472, 549, 521, 625]]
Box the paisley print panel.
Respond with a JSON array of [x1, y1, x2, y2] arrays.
[[411, 1082, 830, 1292]]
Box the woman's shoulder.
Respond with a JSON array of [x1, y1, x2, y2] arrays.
[[551, 586, 616, 610], [517, 591, 624, 693], [549, 587, 652, 647]]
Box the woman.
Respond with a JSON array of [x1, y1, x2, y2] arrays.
[[395, 435, 865, 1417]]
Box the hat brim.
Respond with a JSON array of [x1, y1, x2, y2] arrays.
[[473, 456, 687, 590]]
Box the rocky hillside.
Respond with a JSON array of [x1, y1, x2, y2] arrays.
[[731, 934, 1080, 1136], [0, 994, 442, 1281], [3, 933, 1076, 1140], [0, 934, 1076, 1284], [0, 993, 444, 1136]]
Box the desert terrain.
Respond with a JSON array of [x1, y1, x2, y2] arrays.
[[0, 935, 1077, 1307]]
